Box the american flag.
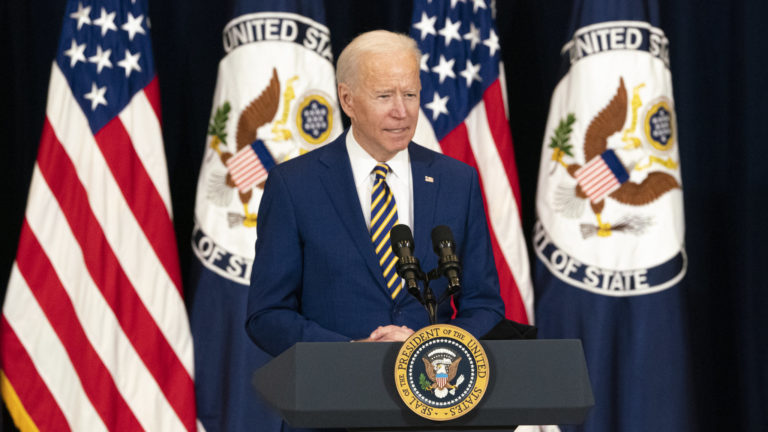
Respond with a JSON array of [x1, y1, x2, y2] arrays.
[[575, 149, 629, 203], [410, 0, 533, 323], [0, 0, 197, 431]]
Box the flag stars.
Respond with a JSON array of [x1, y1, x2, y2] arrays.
[[420, 53, 430, 72], [463, 22, 482, 50], [472, 0, 487, 13], [450, 0, 467, 8], [117, 50, 141, 77], [483, 29, 500, 56], [93, 7, 117, 36], [413, 12, 436, 40], [425, 92, 449, 121], [121, 12, 146, 41], [83, 82, 107, 110], [63, 39, 86, 68], [69, 2, 91, 30], [431, 55, 456, 84], [438, 17, 462, 46], [459, 60, 482, 87], [89, 45, 113, 73]]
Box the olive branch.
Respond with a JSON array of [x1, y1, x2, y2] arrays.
[[549, 113, 576, 158], [208, 102, 231, 145], [419, 373, 431, 391]]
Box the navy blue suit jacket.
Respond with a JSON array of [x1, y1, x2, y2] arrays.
[[246, 131, 504, 356]]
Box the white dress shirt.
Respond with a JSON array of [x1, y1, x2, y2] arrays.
[[345, 127, 413, 232]]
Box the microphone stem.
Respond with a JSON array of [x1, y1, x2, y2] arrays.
[[423, 279, 437, 324], [426, 303, 436, 324]]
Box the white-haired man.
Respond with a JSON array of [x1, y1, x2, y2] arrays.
[[246, 30, 504, 353]]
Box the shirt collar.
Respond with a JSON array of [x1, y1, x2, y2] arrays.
[[345, 126, 410, 187]]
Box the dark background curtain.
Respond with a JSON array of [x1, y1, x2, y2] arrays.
[[1, 0, 766, 430]]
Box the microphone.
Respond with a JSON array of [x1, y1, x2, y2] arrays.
[[390, 224, 423, 303], [431, 225, 462, 297]]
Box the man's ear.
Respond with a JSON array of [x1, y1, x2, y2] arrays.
[[338, 82, 354, 120]]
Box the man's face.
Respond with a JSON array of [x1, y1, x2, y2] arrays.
[[338, 50, 421, 162]]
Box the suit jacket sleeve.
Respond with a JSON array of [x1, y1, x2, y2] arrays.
[[445, 167, 505, 337], [245, 167, 350, 356]]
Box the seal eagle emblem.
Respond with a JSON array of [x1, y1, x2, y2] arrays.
[[421, 349, 463, 398], [549, 77, 680, 238], [206, 68, 281, 227]]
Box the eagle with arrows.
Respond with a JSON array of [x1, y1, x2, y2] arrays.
[[551, 77, 680, 238], [422, 356, 462, 393], [207, 68, 281, 227]]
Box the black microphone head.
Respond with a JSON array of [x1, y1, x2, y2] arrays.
[[431, 225, 455, 254], [390, 224, 414, 254]]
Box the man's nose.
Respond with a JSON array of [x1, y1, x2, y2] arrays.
[[390, 95, 407, 118]]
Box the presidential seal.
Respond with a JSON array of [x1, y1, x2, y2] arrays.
[[394, 324, 489, 421]]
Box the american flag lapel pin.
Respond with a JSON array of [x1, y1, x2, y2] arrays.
[[424, 175, 434, 183]]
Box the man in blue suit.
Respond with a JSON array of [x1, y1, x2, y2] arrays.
[[246, 30, 505, 357]]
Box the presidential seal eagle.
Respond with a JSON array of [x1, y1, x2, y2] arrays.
[[422, 355, 462, 398]]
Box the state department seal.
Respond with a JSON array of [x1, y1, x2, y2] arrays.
[[394, 324, 489, 421]]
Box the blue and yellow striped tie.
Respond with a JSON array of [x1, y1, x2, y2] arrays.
[[370, 163, 403, 298]]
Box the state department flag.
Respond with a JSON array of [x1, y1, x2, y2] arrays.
[[410, 0, 534, 324], [189, 1, 341, 431], [0, 0, 197, 430], [534, 0, 691, 430]]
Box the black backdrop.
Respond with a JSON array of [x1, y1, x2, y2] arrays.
[[2, 0, 766, 431]]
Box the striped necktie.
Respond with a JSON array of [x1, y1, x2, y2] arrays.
[[370, 163, 403, 299]]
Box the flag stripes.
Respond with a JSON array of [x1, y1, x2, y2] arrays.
[[226, 145, 269, 193], [22, 165, 186, 431], [118, 78, 173, 216], [482, 80, 523, 216], [15, 221, 144, 431], [5, 269, 109, 431], [49, 66, 180, 293], [575, 151, 628, 203], [32, 113, 194, 430], [464, 91, 533, 320], [143, 78, 164, 124], [434, 91, 532, 323], [488, 222, 528, 321], [1, 319, 70, 431], [44, 65, 193, 372], [95, 118, 183, 292]]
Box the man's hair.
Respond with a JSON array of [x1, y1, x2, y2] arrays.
[[336, 30, 421, 88]]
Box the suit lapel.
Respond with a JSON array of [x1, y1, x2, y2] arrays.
[[409, 143, 438, 279], [317, 135, 390, 294]]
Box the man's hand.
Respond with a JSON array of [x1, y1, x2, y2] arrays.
[[358, 325, 415, 342]]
